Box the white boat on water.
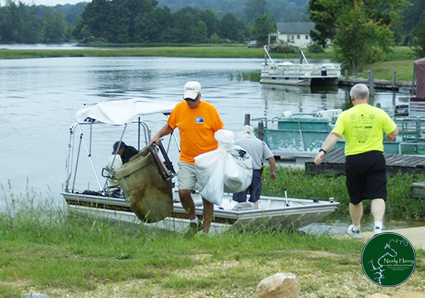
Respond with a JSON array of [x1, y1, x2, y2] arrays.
[[260, 46, 341, 86], [61, 98, 339, 234]]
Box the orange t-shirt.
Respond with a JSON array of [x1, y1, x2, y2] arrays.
[[167, 100, 224, 164]]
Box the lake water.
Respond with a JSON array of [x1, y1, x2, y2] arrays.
[[0, 56, 412, 232]]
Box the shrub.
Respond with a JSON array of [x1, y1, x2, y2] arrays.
[[307, 42, 325, 54], [270, 43, 298, 54]]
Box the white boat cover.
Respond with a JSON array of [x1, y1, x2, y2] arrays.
[[75, 98, 177, 125]]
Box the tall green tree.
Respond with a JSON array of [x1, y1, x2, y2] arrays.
[[244, 0, 268, 25], [170, 7, 198, 43], [333, 0, 394, 73], [196, 9, 219, 38], [153, 6, 173, 42], [75, 0, 111, 41], [107, 0, 130, 42], [194, 20, 208, 42], [74, 0, 161, 43], [21, 5, 44, 43], [309, 0, 409, 72], [402, 0, 425, 45], [308, 0, 341, 47], [251, 14, 275, 44], [0, 1, 23, 42], [220, 13, 247, 42], [412, 13, 425, 58], [43, 10, 68, 42]]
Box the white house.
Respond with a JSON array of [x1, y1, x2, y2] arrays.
[[275, 22, 315, 48]]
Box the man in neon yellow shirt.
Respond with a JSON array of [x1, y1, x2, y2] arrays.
[[151, 81, 224, 234], [314, 84, 398, 239]]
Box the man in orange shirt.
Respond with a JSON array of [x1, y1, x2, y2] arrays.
[[151, 81, 224, 234]]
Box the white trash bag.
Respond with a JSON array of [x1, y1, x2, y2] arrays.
[[224, 145, 252, 193], [195, 129, 253, 205]]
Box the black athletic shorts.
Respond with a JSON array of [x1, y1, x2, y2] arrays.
[[345, 151, 387, 205]]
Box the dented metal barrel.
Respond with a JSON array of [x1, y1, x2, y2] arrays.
[[114, 142, 175, 223]]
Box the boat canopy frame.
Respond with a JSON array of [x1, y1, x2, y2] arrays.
[[263, 45, 309, 68], [64, 98, 178, 194]]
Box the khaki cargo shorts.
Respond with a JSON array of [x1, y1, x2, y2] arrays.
[[178, 161, 197, 190]]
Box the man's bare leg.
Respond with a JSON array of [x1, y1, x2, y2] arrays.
[[202, 198, 213, 233], [349, 202, 363, 226], [371, 198, 385, 233], [371, 199, 385, 222], [179, 189, 196, 220]]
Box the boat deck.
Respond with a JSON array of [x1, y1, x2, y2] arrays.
[[305, 148, 425, 176], [63, 191, 339, 235]]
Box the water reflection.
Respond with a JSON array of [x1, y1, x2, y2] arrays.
[[261, 84, 344, 119]]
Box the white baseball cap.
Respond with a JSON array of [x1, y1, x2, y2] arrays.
[[183, 81, 201, 100]]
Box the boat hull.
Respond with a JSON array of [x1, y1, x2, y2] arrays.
[[61, 191, 339, 235], [260, 75, 339, 87]]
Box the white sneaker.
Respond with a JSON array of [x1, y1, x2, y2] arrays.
[[347, 225, 362, 239], [374, 226, 384, 235]]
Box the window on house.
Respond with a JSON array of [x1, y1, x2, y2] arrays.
[[305, 35, 309, 39], [297, 35, 300, 39]]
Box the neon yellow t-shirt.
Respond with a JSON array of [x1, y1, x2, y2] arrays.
[[167, 100, 224, 164], [332, 104, 397, 156]]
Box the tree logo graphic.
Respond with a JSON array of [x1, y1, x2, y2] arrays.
[[362, 232, 416, 287]]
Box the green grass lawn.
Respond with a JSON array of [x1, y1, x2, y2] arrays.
[[357, 60, 415, 82], [1, 168, 424, 297], [1, 206, 423, 298]]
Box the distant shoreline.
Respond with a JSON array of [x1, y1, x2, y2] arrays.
[[0, 45, 416, 82]]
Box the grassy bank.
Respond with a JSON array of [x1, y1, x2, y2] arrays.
[[0, 45, 417, 82], [356, 60, 415, 82], [263, 168, 425, 221], [0, 195, 424, 298], [1, 168, 424, 297], [0, 46, 267, 59], [0, 44, 339, 60]]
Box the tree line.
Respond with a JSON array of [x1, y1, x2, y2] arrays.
[[74, 0, 278, 44], [308, 0, 425, 72], [0, 0, 276, 44], [155, 0, 310, 23], [0, 0, 86, 43]]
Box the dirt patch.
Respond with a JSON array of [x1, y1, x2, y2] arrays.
[[59, 255, 425, 298]]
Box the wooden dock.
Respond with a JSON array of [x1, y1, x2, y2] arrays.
[[305, 148, 425, 176], [338, 78, 412, 92]]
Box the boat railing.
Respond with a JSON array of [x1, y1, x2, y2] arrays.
[[64, 118, 159, 195], [253, 114, 425, 156], [263, 45, 275, 65], [263, 45, 311, 68]]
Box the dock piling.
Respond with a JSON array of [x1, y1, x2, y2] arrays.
[[392, 71, 396, 89], [368, 70, 375, 95], [244, 114, 251, 126], [258, 121, 264, 140]]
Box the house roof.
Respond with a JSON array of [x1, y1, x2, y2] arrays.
[[277, 22, 315, 34]]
